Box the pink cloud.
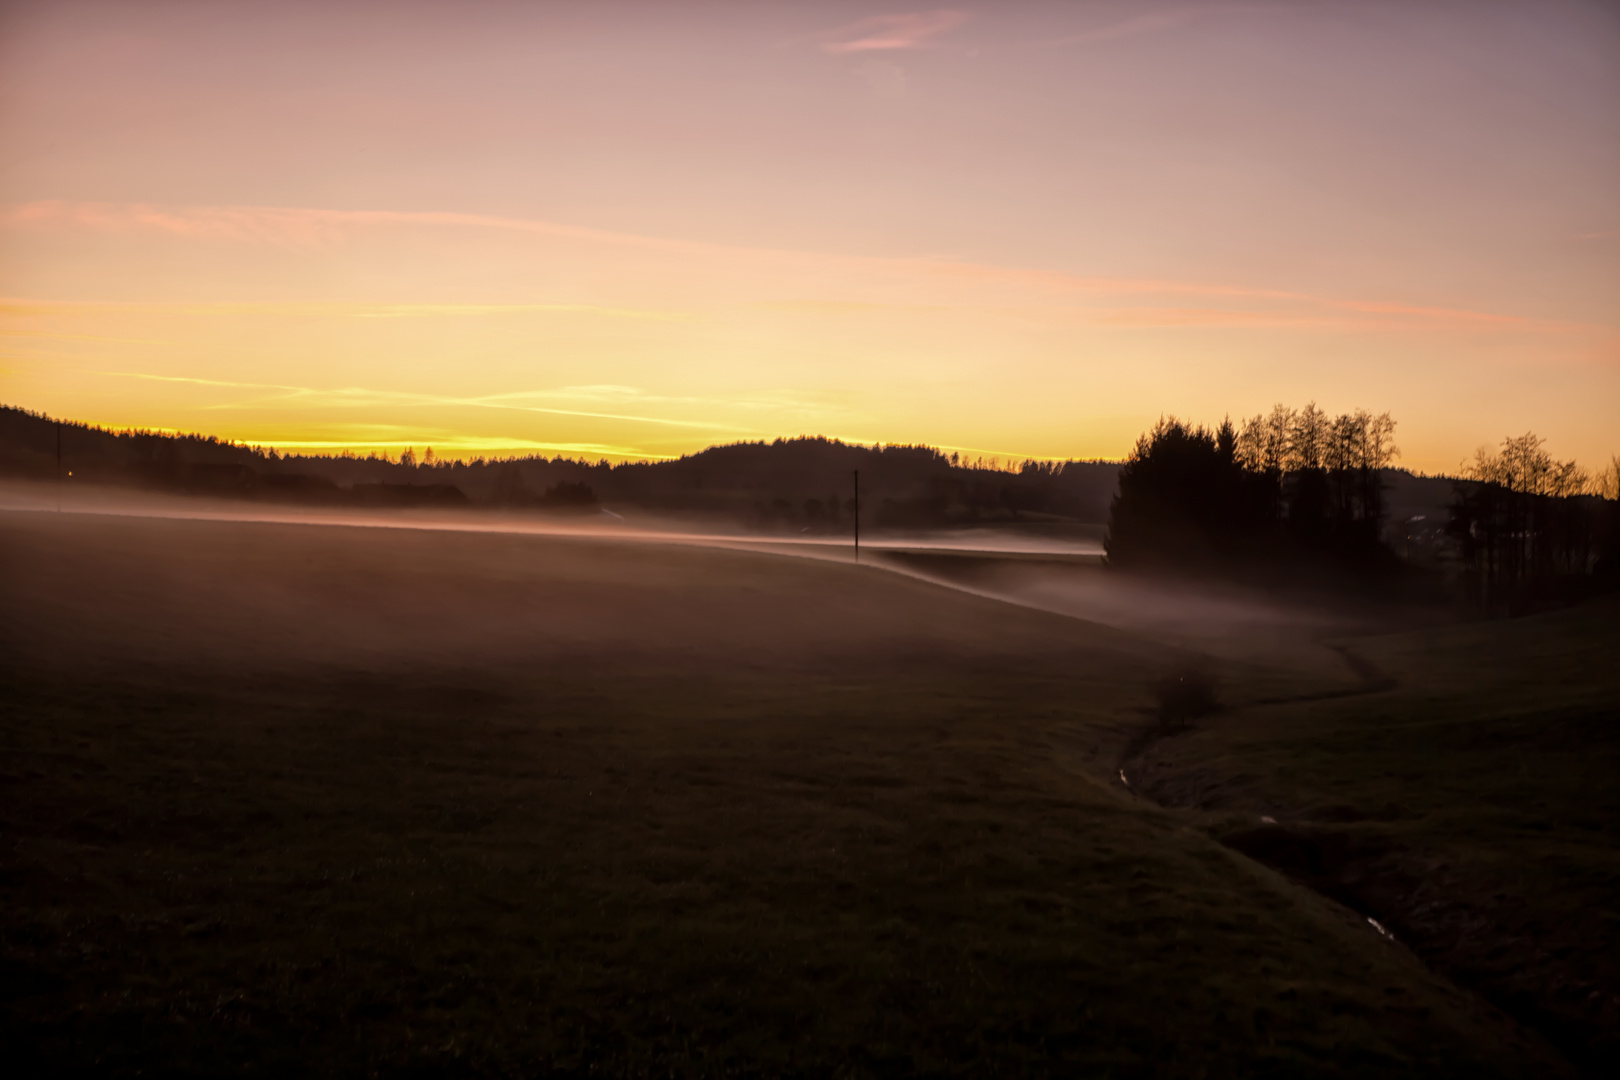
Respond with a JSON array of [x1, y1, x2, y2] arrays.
[[1044, 12, 1186, 48], [1088, 307, 1348, 330], [919, 260, 1567, 331], [0, 200, 685, 253], [3, 200, 1577, 335], [6, 201, 352, 248], [1041, 6, 1281, 49], [821, 10, 970, 54]]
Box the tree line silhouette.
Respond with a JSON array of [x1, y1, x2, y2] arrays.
[[1106, 405, 1402, 579], [7, 401, 1613, 608], [0, 406, 1120, 528], [1448, 436, 1620, 612], [1105, 404, 1618, 607]]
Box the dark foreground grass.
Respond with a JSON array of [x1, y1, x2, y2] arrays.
[[0, 510, 1565, 1076], [1131, 597, 1620, 1073]]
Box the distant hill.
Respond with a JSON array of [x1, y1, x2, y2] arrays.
[[0, 405, 1121, 528], [0, 404, 1466, 532]]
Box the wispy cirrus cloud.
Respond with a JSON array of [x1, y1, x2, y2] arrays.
[[1043, 10, 1190, 47], [931, 442, 1073, 463], [4, 202, 1581, 334], [2, 200, 701, 256], [0, 296, 686, 322], [104, 373, 779, 437], [1040, 6, 1279, 49], [1087, 306, 1349, 330], [246, 432, 676, 459], [821, 10, 970, 53], [0, 327, 175, 345], [919, 262, 1578, 332]]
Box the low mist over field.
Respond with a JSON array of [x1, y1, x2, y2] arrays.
[[5, 440, 1617, 1073], [6, 499, 1612, 1078]]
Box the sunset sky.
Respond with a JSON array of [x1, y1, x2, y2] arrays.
[[1, 0, 1616, 471]]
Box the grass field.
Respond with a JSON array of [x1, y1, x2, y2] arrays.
[[0, 507, 1596, 1076], [1128, 595, 1620, 1072]]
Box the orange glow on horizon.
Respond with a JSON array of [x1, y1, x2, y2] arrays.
[[1, 2, 1615, 474]]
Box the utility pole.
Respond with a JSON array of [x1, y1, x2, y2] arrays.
[[852, 469, 860, 564], [56, 421, 62, 512]]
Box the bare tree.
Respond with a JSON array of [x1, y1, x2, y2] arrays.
[[1599, 455, 1620, 501], [1234, 414, 1266, 471], [1366, 412, 1399, 471], [1235, 404, 1295, 474], [1290, 402, 1328, 472], [1326, 411, 1361, 472], [1264, 404, 1296, 473], [1469, 433, 1585, 497], [1453, 433, 1602, 611]]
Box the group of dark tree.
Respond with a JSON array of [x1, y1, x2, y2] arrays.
[[1105, 402, 1619, 608], [1447, 436, 1620, 612], [489, 463, 599, 511], [1104, 404, 1402, 579]]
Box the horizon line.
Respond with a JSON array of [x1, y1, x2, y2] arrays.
[[0, 402, 1128, 470]]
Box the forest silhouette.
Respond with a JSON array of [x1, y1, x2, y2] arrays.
[[1106, 406, 1401, 577], [1103, 404, 1618, 607], [0, 405, 1120, 527], [4, 401, 1616, 610]]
